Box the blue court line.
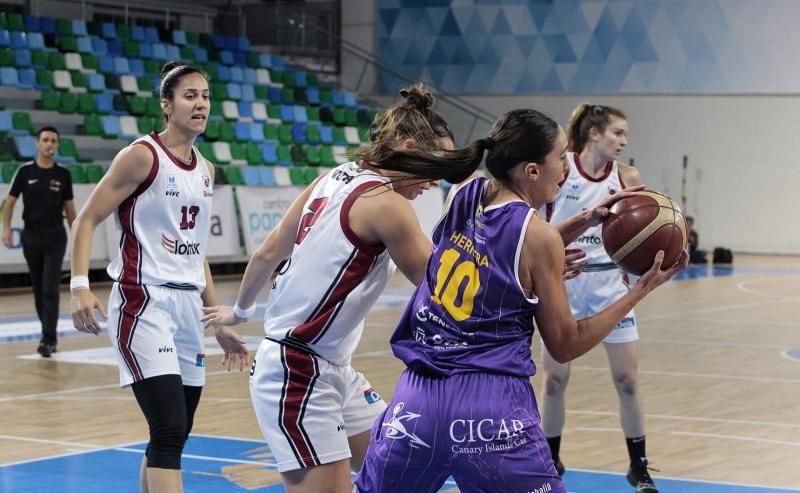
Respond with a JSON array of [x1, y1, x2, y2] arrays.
[[1, 435, 797, 493]]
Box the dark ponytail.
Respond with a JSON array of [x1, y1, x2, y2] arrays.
[[566, 103, 626, 153], [375, 109, 560, 185]]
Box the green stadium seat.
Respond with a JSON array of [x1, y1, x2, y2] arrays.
[[306, 107, 321, 122], [83, 114, 102, 136], [305, 167, 319, 184], [47, 52, 66, 71], [186, 32, 199, 46], [71, 71, 88, 89], [41, 91, 61, 111], [224, 166, 245, 185], [320, 146, 337, 167], [2, 163, 19, 183], [12, 112, 33, 134], [276, 145, 292, 165], [68, 164, 87, 184], [36, 69, 53, 88], [31, 50, 48, 68], [289, 167, 305, 185], [203, 120, 220, 141], [264, 124, 278, 142], [267, 104, 281, 120], [137, 117, 155, 135], [77, 93, 96, 114], [246, 143, 262, 165], [55, 18, 73, 35], [145, 98, 161, 118], [7, 14, 24, 32], [59, 92, 78, 113], [196, 141, 214, 162], [144, 59, 161, 75], [278, 125, 293, 145], [305, 146, 321, 166], [230, 142, 247, 162], [0, 49, 13, 67], [57, 36, 77, 52], [80, 53, 98, 72], [128, 96, 146, 116], [290, 144, 306, 166], [219, 121, 235, 142], [254, 85, 268, 101], [86, 164, 105, 183]]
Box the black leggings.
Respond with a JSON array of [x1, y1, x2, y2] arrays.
[[131, 374, 203, 470], [21, 227, 67, 345]]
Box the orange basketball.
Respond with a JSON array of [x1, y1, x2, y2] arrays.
[[602, 191, 687, 276]]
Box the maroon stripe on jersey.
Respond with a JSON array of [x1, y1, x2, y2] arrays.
[[340, 180, 386, 256], [574, 153, 613, 182], [618, 169, 627, 189], [150, 131, 197, 171], [116, 283, 149, 382], [290, 248, 374, 344], [277, 345, 320, 468]]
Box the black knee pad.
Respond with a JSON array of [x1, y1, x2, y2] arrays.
[[132, 375, 189, 470]]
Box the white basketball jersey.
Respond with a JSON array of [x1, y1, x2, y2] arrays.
[[547, 152, 627, 265], [263, 162, 394, 366], [107, 132, 213, 290]]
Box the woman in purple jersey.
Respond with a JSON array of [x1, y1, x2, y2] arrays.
[[355, 109, 687, 493], [540, 104, 658, 493]]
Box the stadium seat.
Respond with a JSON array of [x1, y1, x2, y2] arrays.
[[241, 166, 260, 186], [237, 101, 253, 121], [11, 112, 33, 134], [223, 166, 244, 185], [258, 166, 276, 186], [13, 135, 36, 159], [86, 164, 105, 183], [100, 115, 120, 139], [59, 92, 78, 114], [212, 141, 232, 164], [246, 143, 262, 165], [233, 122, 250, 143], [68, 164, 88, 184], [119, 116, 139, 139], [222, 101, 239, 120], [273, 167, 291, 186], [261, 142, 278, 165], [249, 123, 264, 143], [77, 93, 96, 114], [0, 66, 18, 87], [251, 102, 267, 122]]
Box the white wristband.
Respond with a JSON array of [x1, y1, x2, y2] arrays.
[[70, 276, 90, 293], [233, 302, 256, 319]]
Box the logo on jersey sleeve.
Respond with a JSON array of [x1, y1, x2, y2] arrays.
[[196, 353, 206, 367], [364, 387, 382, 405], [161, 233, 201, 255]]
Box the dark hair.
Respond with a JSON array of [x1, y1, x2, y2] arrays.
[[159, 61, 209, 123], [566, 103, 626, 153], [36, 126, 59, 140], [357, 83, 454, 167], [373, 109, 561, 185]]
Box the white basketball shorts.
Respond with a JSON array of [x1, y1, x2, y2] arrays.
[[565, 269, 639, 344]]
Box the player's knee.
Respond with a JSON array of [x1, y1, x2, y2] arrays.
[[147, 417, 187, 469], [613, 372, 638, 397], [544, 371, 570, 395]]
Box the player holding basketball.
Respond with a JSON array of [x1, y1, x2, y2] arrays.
[[541, 103, 658, 492], [200, 84, 459, 493], [69, 62, 249, 493], [354, 108, 687, 493]]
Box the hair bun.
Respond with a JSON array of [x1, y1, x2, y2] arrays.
[[160, 61, 184, 79], [399, 84, 434, 110]]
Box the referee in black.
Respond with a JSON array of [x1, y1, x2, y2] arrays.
[[2, 127, 76, 357]]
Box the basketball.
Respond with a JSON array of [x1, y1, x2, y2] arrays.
[[602, 191, 687, 276]]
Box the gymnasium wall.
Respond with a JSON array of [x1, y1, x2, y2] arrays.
[[339, 0, 800, 254]]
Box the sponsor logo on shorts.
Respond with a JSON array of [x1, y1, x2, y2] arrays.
[[615, 316, 635, 330], [363, 387, 382, 405], [196, 353, 205, 367], [449, 418, 528, 455], [382, 402, 430, 449], [337, 423, 346, 432], [158, 345, 174, 353], [161, 233, 201, 255]]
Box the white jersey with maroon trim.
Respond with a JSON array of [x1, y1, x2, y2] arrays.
[[107, 132, 213, 290], [547, 152, 626, 266], [263, 162, 394, 367]]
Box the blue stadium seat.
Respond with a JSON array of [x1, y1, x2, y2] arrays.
[[234, 122, 249, 142], [243, 67, 257, 84], [92, 37, 108, 55], [279, 105, 295, 122], [261, 142, 277, 163], [113, 56, 130, 75], [249, 123, 264, 143], [17, 68, 34, 89], [293, 105, 308, 123], [230, 66, 243, 83], [306, 87, 320, 105], [215, 64, 230, 82], [98, 55, 114, 74], [13, 48, 31, 67], [332, 91, 345, 106], [319, 125, 334, 145], [76, 36, 92, 53], [294, 71, 307, 87], [238, 101, 254, 120], [194, 48, 207, 63], [101, 22, 117, 39], [225, 36, 239, 52], [144, 27, 159, 43], [241, 84, 255, 102], [0, 30, 9, 48], [292, 123, 306, 143], [23, 16, 40, 32], [233, 51, 246, 66], [129, 58, 145, 76], [271, 55, 285, 70], [227, 83, 242, 101], [172, 30, 186, 46], [219, 50, 234, 65], [27, 32, 44, 50], [165, 45, 180, 61], [211, 34, 225, 50], [39, 17, 55, 35], [10, 32, 27, 49], [131, 25, 145, 42], [241, 166, 261, 186], [0, 67, 19, 87], [100, 115, 120, 137], [152, 43, 167, 61], [107, 39, 122, 56], [88, 73, 106, 92], [0, 111, 12, 134], [14, 136, 36, 159], [256, 53, 271, 68], [95, 93, 113, 114], [268, 85, 282, 102], [237, 36, 251, 52], [138, 43, 153, 59], [55, 150, 75, 164], [344, 92, 357, 107], [72, 20, 88, 36], [259, 167, 276, 186]]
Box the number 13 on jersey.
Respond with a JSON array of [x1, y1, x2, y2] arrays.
[[430, 248, 481, 322]]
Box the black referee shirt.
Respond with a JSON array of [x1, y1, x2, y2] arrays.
[[8, 161, 73, 231]]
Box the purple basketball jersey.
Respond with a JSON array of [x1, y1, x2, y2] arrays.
[[391, 178, 539, 377]]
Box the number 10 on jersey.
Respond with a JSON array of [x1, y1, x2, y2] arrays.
[[430, 248, 480, 322]]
